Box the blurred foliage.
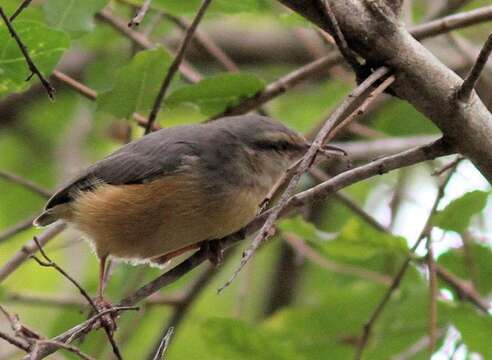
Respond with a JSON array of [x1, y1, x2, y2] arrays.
[[434, 190, 490, 234], [0, 0, 492, 359]]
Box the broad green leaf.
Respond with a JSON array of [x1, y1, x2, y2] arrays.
[[97, 47, 172, 118], [448, 305, 492, 358], [434, 190, 489, 233], [0, 20, 70, 97], [437, 242, 492, 296], [373, 100, 439, 136], [285, 217, 408, 261], [166, 73, 265, 116], [203, 318, 295, 360], [279, 217, 334, 243], [43, 0, 107, 35]]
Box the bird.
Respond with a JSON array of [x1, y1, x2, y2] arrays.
[[33, 115, 309, 304]]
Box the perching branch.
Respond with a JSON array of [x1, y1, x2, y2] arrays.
[[219, 66, 392, 292]]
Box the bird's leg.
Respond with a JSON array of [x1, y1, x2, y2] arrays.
[[201, 239, 224, 267], [92, 255, 117, 332], [97, 255, 108, 300]]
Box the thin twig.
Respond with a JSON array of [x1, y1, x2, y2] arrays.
[[30, 237, 124, 360], [9, 0, 33, 21], [354, 159, 459, 360], [0, 330, 30, 352], [147, 264, 222, 358], [163, 13, 239, 72], [145, 0, 212, 134], [152, 327, 174, 360], [96, 8, 202, 83], [0, 216, 36, 243], [218, 67, 391, 293], [0, 170, 52, 198], [0, 222, 66, 283], [214, 6, 492, 119], [30, 306, 138, 360], [31, 340, 95, 360], [431, 155, 465, 176], [0, 305, 95, 360], [433, 264, 489, 312], [426, 242, 438, 353], [51, 70, 157, 130], [128, 0, 153, 27], [321, 0, 361, 73], [457, 32, 492, 101], [308, 167, 389, 233], [0, 7, 55, 99]]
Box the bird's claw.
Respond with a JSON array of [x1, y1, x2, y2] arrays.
[[202, 240, 224, 267], [91, 297, 118, 333]]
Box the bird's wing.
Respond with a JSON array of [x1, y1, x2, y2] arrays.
[[44, 129, 201, 210]]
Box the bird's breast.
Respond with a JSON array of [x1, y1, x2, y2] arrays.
[[68, 173, 266, 260]]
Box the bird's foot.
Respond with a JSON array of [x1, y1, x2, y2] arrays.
[[202, 240, 224, 267], [91, 296, 118, 333]]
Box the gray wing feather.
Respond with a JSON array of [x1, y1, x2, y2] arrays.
[[44, 126, 202, 210]]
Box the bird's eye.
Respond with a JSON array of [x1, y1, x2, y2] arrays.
[[253, 139, 295, 152]]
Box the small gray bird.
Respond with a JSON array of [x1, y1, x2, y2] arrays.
[[34, 115, 308, 302]]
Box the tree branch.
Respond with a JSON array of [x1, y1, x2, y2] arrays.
[[145, 0, 212, 133], [457, 32, 492, 101], [0, 170, 51, 198], [0, 222, 66, 283]]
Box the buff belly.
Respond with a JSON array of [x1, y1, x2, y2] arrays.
[[65, 175, 263, 261]]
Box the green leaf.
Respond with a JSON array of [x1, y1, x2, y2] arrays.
[[279, 217, 333, 243], [43, 0, 107, 35], [448, 305, 492, 358], [287, 217, 408, 261], [434, 190, 489, 233], [437, 241, 492, 296], [203, 318, 293, 360], [166, 73, 265, 116], [97, 47, 173, 118], [0, 20, 70, 97]]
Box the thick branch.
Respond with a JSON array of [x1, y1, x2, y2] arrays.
[[278, 1, 492, 183]]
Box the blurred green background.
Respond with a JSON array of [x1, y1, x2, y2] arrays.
[[1, 0, 492, 359]]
